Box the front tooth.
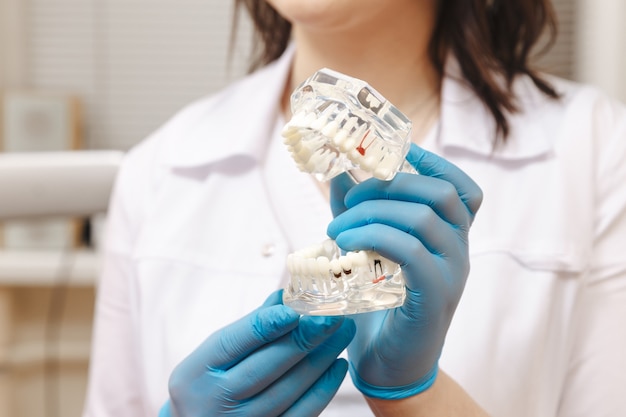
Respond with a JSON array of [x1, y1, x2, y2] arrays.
[[316, 256, 331, 278]]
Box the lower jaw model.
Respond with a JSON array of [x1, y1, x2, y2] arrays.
[[282, 239, 406, 316], [281, 68, 413, 316]]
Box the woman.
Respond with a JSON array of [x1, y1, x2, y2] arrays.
[[83, 1, 626, 416]]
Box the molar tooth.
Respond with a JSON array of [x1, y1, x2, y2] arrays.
[[338, 136, 356, 153], [339, 255, 353, 274], [282, 129, 302, 145], [330, 259, 343, 276], [348, 251, 369, 267], [332, 129, 348, 148], [374, 154, 401, 180], [360, 155, 379, 172], [304, 148, 330, 172]]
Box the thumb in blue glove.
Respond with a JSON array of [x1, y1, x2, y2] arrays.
[[327, 144, 483, 400], [159, 290, 356, 417]]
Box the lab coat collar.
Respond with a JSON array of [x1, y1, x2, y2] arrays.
[[438, 57, 556, 160], [160, 44, 295, 168], [161, 46, 556, 168]]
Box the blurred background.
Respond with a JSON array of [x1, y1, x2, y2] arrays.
[[0, 1, 624, 416]]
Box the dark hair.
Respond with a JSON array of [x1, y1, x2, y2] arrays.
[[233, 0, 560, 141]]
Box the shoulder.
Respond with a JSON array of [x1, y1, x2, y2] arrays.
[[516, 74, 626, 135]]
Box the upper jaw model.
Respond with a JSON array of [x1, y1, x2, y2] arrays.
[[281, 68, 416, 316]]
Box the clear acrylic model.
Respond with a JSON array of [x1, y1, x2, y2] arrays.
[[282, 68, 416, 315]]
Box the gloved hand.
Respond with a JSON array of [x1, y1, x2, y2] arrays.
[[159, 290, 356, 417], [327, 144, 483, 400]]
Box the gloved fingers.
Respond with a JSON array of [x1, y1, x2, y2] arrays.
[[327, 199, 461, 256], [343, 173, 470, 227], [225, 315, 348, 400], [261, 289, 284, 307], [406, 144, 483, 220], [333, 223, 450, 292], [279, 359, 349, 417], [244, 319, 355, 416], [329, 172, 357, 217], [191, 305, 300, 373]]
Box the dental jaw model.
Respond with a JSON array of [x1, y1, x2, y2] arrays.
[[282, 68, 416, 316]]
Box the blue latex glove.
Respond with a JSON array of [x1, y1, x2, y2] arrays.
[[327, 144, 483, 400], [159, 290, 356, 417]]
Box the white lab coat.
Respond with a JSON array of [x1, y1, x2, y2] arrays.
[[83, 46, 626, 417]]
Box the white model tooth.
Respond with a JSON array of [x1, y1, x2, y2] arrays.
[[338, 138, 355, 153], [304, 148, 328, 171], [335, 108, 350, 124], [322, 239, 337, 256], [307, 258, 318, 276], [321, 120, 339, 137], [294, 142, 321, 163], [350, 123, 368, 142], [307, 148, 335, 172], [348, 251, 368, 267], [316, 256, 331, 277], [311, 104, 335, 131], [311, 116, 327, 131], [300, 246, 315, 258], [330, 259, 343, 276], [332, 129, 348, 148], [342, 116, 358, 133], [320, 151, 335, 171], [282, 128, 302, 145], [302, 112, 317, 127], [348, 148, 363, 164], [374, 154, 400, 180], [360, 154, 379, 172], [289, 110, 309, 127], [339, 255, 353, 273]]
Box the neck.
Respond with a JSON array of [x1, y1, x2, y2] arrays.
[[285, 3, 441, 121]]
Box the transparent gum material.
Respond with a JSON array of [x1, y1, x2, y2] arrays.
[[282, 68, 415, 315]]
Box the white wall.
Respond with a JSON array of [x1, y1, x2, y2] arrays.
[[575, 0, 626, 102], [0, 0, 25, 88], [3, 0, 252, 150]]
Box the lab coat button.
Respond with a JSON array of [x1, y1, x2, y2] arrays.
[[261, 243, 276, 257]]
